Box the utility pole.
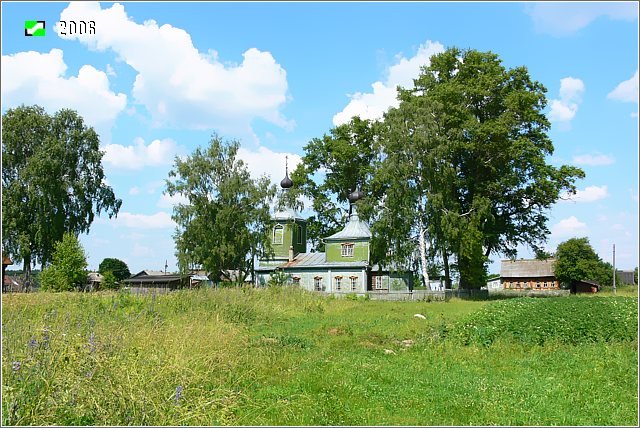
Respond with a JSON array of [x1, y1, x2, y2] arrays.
[[612, 244, 616, 295]]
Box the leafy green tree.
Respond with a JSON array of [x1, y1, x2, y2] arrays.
[[101, 271, 118, 290], [2, 106, 121, 284], [40, 233, 88, 292], [267, 269, 290, 287], [166, 134, 276, 282], [287, 117, 381, 252], [98, 258, 131, 282], [554, 237, 612, 287], [378, 48, 584, 288]]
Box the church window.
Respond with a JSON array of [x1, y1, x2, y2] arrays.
[[314, 276, 323, 291], [335, 276, 342, 291], [292, 276, 300, 286], [350, 276, 357, 291], [297, 225, 302, 244], [341, 243, 354, 257], [273, 225, 284, 244]]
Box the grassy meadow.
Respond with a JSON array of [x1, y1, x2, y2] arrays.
[[2, 286, 638, 426]]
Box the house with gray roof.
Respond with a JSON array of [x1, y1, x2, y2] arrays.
[[255, 165, 412, 294]]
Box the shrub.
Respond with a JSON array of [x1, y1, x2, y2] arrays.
[[451, 296, 638, 346]]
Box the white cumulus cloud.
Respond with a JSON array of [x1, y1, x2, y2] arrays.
[[525, 2, 637, 36], [112, 212, 175, 229], [551, 216, 588, 238], [0, 48, 127, 140], [560, 185, 609, 203], [572, 153, 615, 166], [333, 40, 445, 126], [237, 145, 303, 184], [608, 70, 638, 104], [549, 77, 584, 125], [103, 137, 182, 170], [57, 2, 292, 134], [157, 193, 189, 209]]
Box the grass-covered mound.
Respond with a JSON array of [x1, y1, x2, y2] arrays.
[[451, 296, 638, 346]]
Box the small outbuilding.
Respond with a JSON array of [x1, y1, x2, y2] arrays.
[[571, 279, 600, 294]]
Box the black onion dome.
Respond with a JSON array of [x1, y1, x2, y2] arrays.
[[348, 188, 364, 203], [280, 173, 293, 189]]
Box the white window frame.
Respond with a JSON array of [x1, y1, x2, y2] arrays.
[[350, 277, 357, 291], [314, 277, 323, 291], [341, 243, 354, 257], [273, 224, 284, 245], [374, 276, 384, 290], [335, 277, 342, 291]]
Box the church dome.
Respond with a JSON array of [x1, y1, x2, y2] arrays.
[[280, 173, 293, 189]]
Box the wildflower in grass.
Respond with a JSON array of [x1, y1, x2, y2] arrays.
[[12, 361, 21, 372], [28, 337, 38, 349], [174, 385, 184, 405], [42, 327, 50, 348], [88, 332, 96, 353]]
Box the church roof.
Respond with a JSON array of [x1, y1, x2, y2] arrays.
[[255, 252, 368, 271], [273, 206, 305, 221], [324, 206, 371, 241]]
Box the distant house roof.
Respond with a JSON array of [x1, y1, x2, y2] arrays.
[[324, 207, 372, 241], [3, 255, 12, 266], [500, 259, 556, 278], [131, 270, 170, 278], [87, 272, 103, 283], [121, 274, 186, 286]]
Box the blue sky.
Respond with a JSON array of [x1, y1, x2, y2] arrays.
[[2, 1, 638, 275]]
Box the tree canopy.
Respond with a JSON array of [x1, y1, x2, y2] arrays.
[[40, 233, 88, 292], [287, 117, 381, 252], [554, 237, 613, 287], [293, 48, 585, 288], [98, 258, 131, 282], [166, 135, 276, 282], [2, 105, 121, 282]]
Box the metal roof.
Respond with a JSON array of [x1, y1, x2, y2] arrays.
[[256, 252, 368, 270], [122, 274, 185, 284], [273, 207, 305, 221], [500, 259, 556, 278], [324, 207, 371, 241]]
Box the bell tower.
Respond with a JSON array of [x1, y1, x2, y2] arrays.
[[268, 157, 307, 261]]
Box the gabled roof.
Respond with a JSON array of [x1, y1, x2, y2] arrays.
[[324, 207, 371, 241], [500, 259, 555, 278], [131, 270, 169, 278]]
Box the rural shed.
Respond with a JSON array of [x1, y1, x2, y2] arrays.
[[121, 273, 189, 294], [571, 279, 600, 294], [500, 259, 559, 290]]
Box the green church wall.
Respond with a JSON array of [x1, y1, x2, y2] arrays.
[[270, 220, 306, 259], [325, 240, 369, 263]]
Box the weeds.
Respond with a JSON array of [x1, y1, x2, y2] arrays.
[[1, 289, 637, 426]]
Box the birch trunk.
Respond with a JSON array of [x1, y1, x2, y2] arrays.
[[418, 220, 430, 289]]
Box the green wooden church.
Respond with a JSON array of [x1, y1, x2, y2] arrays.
[[254, 164, 412, 294]]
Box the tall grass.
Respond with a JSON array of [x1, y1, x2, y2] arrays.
[[2, 287, 637, 425]]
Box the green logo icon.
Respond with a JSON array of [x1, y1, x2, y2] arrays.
[[25, 20, 45, 37]]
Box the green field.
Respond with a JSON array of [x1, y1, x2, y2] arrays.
[[2, 287, 638, 426]]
